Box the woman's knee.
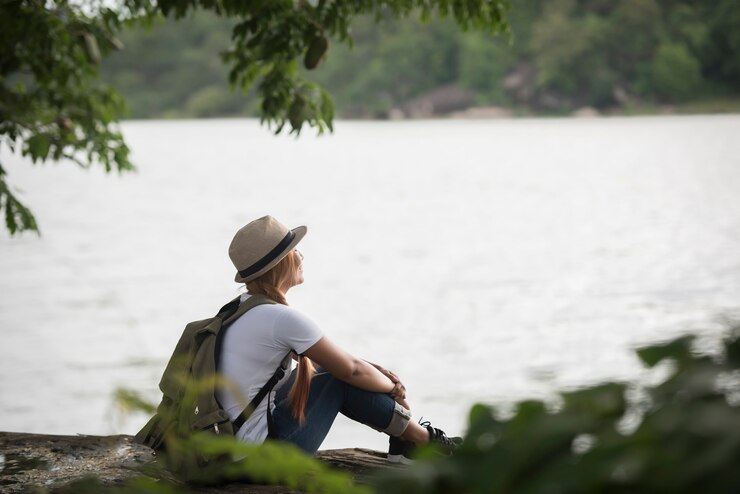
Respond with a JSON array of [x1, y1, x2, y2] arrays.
[[380, 401, 412, 437]]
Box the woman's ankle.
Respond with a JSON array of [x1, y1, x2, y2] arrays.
[[400, 422, 430, 445]]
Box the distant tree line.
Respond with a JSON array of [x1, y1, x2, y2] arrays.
[[102, 0, 740, 119]]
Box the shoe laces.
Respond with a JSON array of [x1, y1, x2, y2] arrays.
[[418, 418, 458, 448]]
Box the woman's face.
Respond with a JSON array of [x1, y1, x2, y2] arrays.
[[289, 249, 304, 288]]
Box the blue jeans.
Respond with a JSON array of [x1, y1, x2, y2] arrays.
[[269, 368, 396, 453]]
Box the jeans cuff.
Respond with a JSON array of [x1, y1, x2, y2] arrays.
[[382, 401, 412, 437]]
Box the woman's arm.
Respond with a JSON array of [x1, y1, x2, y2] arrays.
[[303, 336, 395, 394], [365, 360, 407, 401]]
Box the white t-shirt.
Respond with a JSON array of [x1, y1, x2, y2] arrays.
[[216, 294, 323, 443]]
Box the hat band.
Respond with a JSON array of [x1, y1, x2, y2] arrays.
[[238, 231, 296, 280]]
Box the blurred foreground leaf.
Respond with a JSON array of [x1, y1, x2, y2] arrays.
[[636, 335, 694, 368]]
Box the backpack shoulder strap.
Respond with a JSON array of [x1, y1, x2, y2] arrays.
[[213, 293, 276, 362], [221, 293, 276, 327], [233, 352, 292, 430], [214, 293, 292, 430]]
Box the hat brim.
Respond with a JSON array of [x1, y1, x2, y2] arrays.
[[234, 225, 307, 283]]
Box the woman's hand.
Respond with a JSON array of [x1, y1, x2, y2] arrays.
[[372, 364, 406, 401], [383, 369, 410, 409], [387, 370, 407, 400]]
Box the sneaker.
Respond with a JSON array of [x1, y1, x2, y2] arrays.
[[420, 420, 462, 454], [387, 435, 415, 464], [387, 420, 461, 463]]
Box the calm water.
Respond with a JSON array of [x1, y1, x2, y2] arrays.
[[1, 116, 739, 451]]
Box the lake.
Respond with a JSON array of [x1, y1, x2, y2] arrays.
[[1, 115, 739, 451]]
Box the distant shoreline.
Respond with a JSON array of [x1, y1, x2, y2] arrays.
[[117, 108, 740, 124], [116, 96, 740, 122]]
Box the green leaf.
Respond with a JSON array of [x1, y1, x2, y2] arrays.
[[468, 403, 494, 427], [513, 399, 548, 421], [83, 32, 102, 64], [26, 134, 50, 162], [0, 174, 39, 236], [636, 335, 695, 368], [320, 89, 335, 131], [288, 95, 307, 133], [562, 382, 626, 419], [724, 326, 740, 366], [113, 388, 157, 415], [304, 33, 329, 69]]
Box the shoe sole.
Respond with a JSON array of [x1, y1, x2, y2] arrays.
[[387, 453, 414, 465]]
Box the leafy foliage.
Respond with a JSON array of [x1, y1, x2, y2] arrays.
[[0, 163, 38, 235], [374, 326, 740, 493], [100, 13, 248, 119], [652, 42, 702, 102], [1, 0, 510, 236], [0, 0, 136, 235], [153, 0, 510, 135], [111, 383, 371, 493]]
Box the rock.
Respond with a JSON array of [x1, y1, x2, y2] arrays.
[[400, 84, 476, 118], [536, 91, 572, 112], [503, 62, 536, 102], [449, 106, 514, 119], [612, 86, 633, 106], [0, 432, 151, 492], [571, 107, 600, 118], [0, 432, 396, 493], [387, 107, 405, 120]]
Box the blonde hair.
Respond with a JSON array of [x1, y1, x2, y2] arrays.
[[245, 251, 314, 424]]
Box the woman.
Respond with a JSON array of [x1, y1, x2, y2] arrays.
[[217, 215, 458, 460]]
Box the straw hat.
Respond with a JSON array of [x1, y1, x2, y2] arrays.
[[229, 216, 307, 283]]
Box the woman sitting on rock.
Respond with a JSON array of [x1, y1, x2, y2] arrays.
[[217, 215, 458, 461]]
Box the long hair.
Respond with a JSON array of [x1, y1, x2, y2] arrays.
[[245, 251, 314, 424]]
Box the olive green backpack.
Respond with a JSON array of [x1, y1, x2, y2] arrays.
[[135, 293, 291, 483]]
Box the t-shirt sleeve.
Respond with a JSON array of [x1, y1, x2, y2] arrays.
[[273, 307, 323, 355]]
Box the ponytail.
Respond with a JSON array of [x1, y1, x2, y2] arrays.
[[289, 354, 315, 424], [245, 251, 314, 423]]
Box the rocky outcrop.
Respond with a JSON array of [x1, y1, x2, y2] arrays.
[[571, 106, 600, 117], [449, 106, 514, 119], [393, 84, 476, 118], [0, 432, 395, 493]]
